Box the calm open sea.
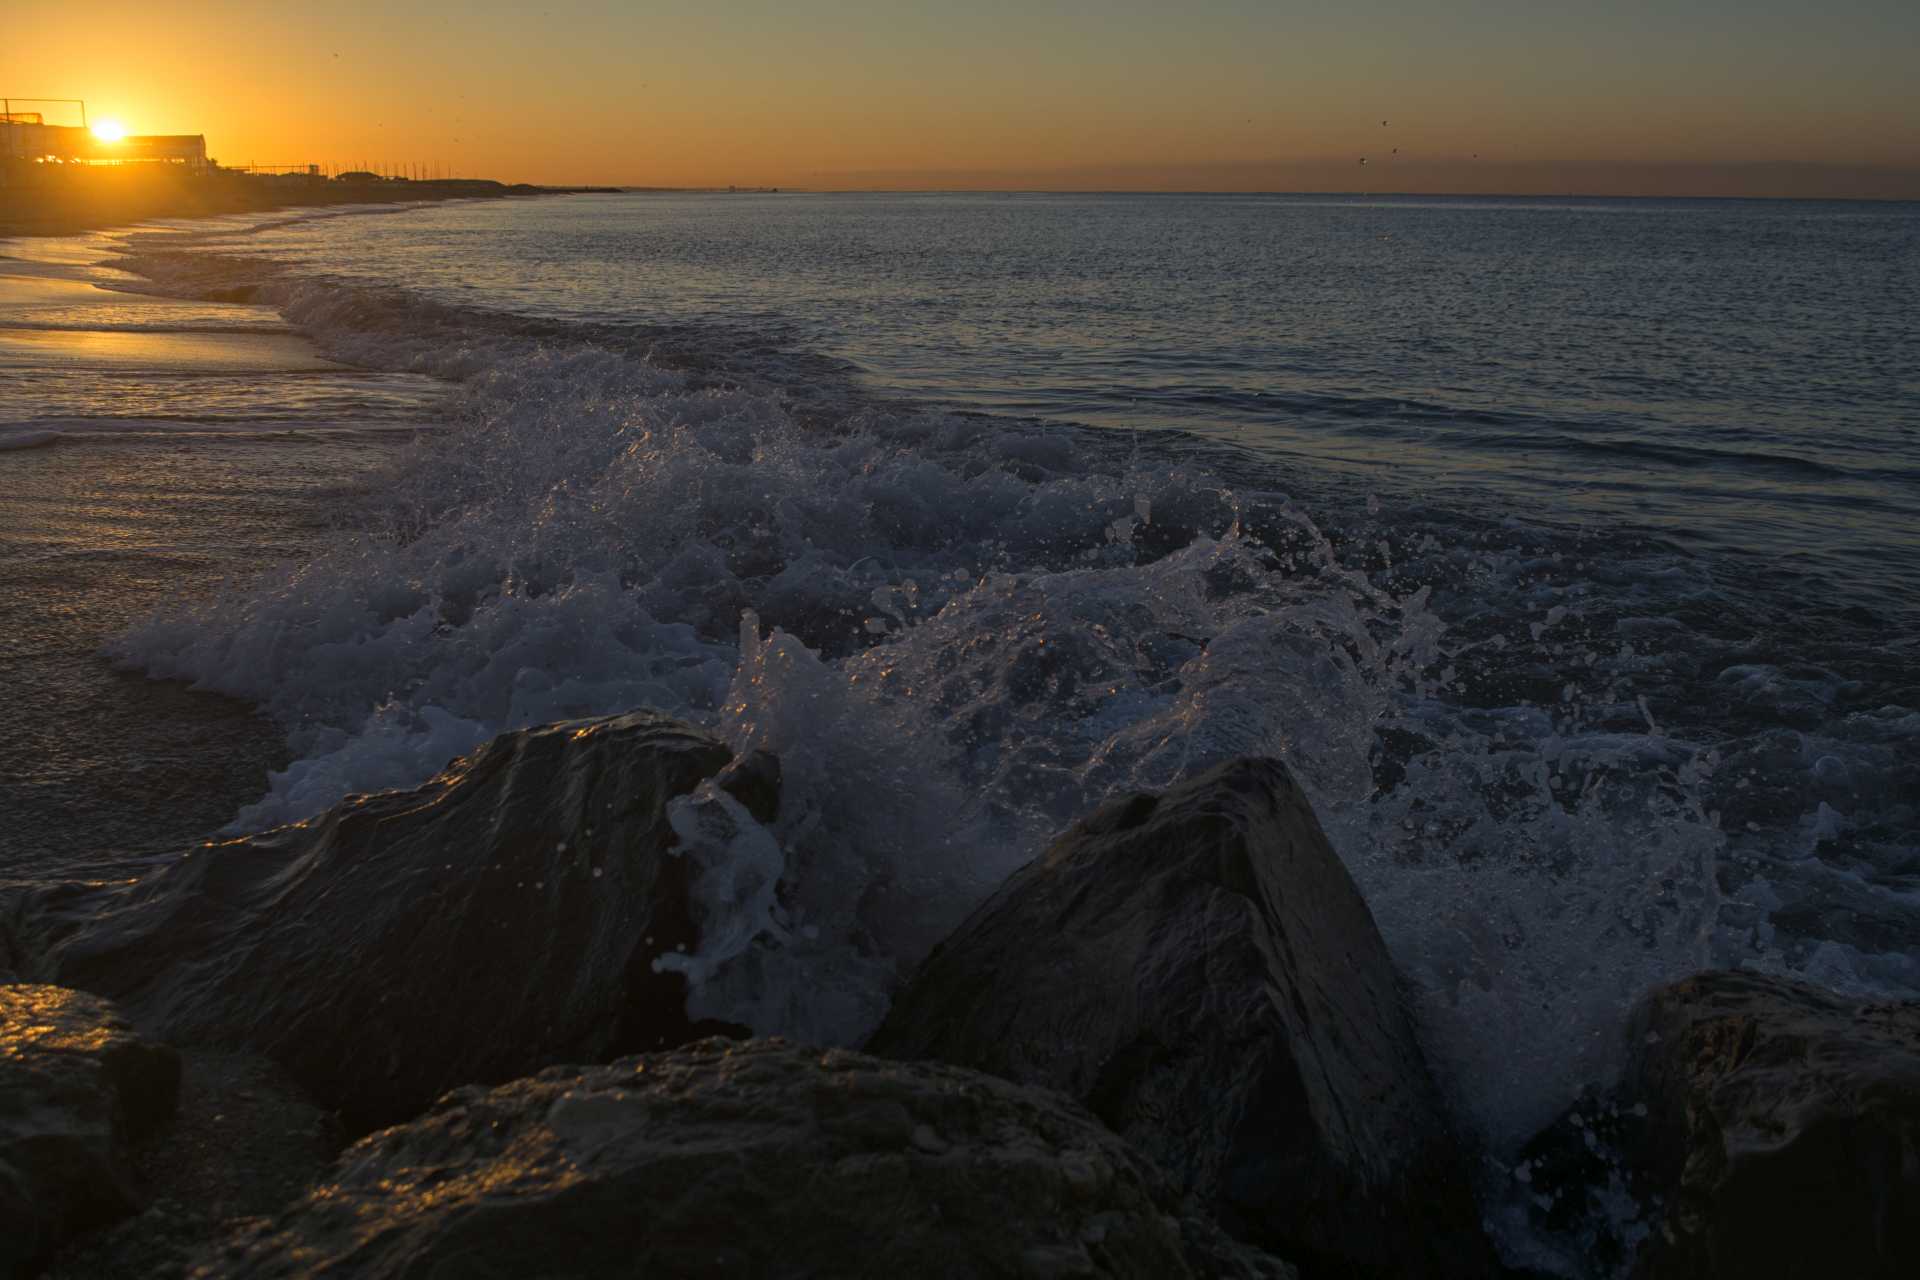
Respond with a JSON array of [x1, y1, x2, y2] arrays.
[[3, 192, 1916, 1265]]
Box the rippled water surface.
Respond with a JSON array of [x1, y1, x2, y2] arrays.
[[234, 192, 1920, 608], [2, 194, 1916, 1273]]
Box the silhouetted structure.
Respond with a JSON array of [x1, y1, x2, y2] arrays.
[[3, 98, 210, 175]]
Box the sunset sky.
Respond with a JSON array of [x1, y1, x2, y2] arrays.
[[8, 0, 1918, 196]]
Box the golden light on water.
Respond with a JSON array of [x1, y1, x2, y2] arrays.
[[90, 119, 126, 142]]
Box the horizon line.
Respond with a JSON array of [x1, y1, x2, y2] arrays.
[[583, 185, 1920, 204]]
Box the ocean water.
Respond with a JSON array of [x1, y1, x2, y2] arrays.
[[3, 192, 1917, 1268]]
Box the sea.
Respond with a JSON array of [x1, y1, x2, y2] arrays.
[[2, 191, 1916, 1270]]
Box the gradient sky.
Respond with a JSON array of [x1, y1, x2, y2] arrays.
[[8, 0, 1918, 195]]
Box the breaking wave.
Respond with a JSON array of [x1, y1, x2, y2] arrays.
[[100, 227, 1916, 1246]]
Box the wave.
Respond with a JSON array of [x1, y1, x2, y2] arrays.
[[95, 220, 1919, 1272], [102, 200, 453, 253], [99, 245, 865, 407], [990, 381, 1903, 496], [105, 246, 1744, 1154], [0, 428, 61, 451], [1502, 433, 1854, 479], [1142, 387, 1865, 479]]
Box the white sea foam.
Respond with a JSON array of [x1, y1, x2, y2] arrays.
[[106, 239, 1920, 1220], [105, 258, 1746, 1172], [70, 203, 1920, 1280]]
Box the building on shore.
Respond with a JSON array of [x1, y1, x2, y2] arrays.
[[2, 119, 209, 172], [3, 101, 211, 175]]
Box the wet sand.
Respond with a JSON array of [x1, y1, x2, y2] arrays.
[[0, 323, 345, 372], [0, 238, 421, 881]]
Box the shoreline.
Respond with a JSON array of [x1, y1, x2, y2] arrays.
[[0, 167, 615, 240], [0, 223, 436, 881], [1, 178, 1916, 1279]]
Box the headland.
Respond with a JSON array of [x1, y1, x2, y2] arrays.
[[0, 164, 613, 239]]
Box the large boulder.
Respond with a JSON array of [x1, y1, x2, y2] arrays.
[[45, 711, 756, 1131], [187, 1037, 1294, 1279], [868, 757, 1492, 1277], [0, 985, 180, 1277], [1622, 969, 1920, 1279]]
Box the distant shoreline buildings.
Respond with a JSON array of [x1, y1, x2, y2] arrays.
[[1, 99, 479, 188], [2, 98, 209, 174]]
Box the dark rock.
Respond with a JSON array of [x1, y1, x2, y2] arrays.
[[868, 757, 1492, 1278], [44, 712, 752, 1132], [1623, 969, 1920, 1279], [43, 1049, 335, 1280], [0, 985, 180, 1277], [187, 1038, 1295, 1279]]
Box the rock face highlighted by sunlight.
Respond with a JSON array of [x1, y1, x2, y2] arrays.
[[195, 1038, 1295, 1280], [868, 757, 1492, 1278], [45, 712, 747, 1132], [0, 985, 179, 1276]]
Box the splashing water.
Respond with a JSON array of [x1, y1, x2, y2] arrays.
[[93, 212, 1920, 1276], [105, 278, 1727, 1174]]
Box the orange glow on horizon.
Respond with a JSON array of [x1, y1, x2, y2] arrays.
[[11, 1, 1919, 199]]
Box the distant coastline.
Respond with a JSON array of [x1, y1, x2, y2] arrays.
[[13, 175, 1907, 246], [0, 167, 618, 239]]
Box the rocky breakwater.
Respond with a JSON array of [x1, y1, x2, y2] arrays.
[[0, 986, 179, 1276], [3, 725, 1485, 1276], [16, 711, 774, 1132], [868, 757, 1496, 1278], [20, 700, 1914, 1277]]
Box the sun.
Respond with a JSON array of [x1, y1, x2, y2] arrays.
[[90, 120, 126, 143]]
